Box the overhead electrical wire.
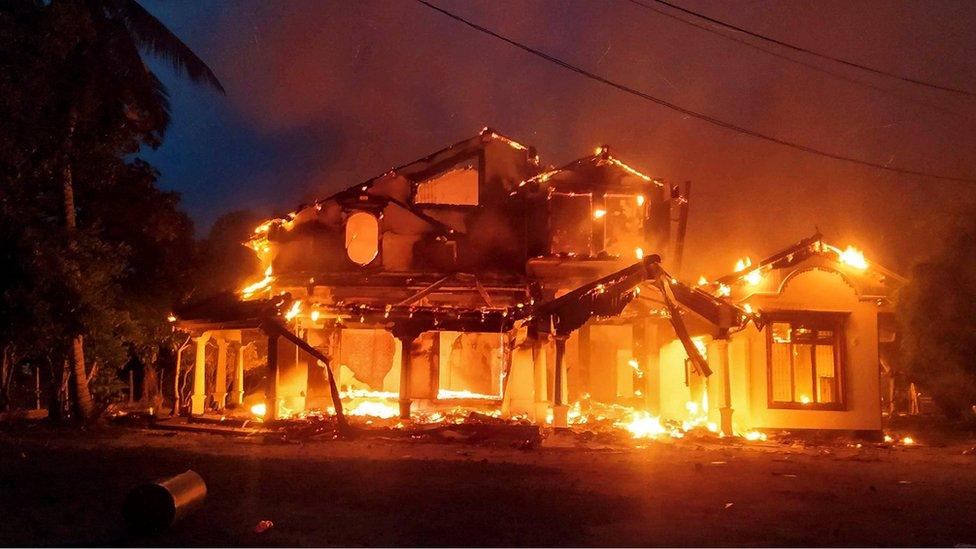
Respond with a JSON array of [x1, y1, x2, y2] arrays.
[[625, 0, 974, 123], [646, 0, 976, 98], [414, 0, 976, 183]]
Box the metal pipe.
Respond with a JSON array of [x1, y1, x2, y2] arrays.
[[123, 470, 207, 533]]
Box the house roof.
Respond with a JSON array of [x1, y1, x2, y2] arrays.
[[513, 145, 663, 196], [697, 232, 906, 305], [249, 127, 534, 242]]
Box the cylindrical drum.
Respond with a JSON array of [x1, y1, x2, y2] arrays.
[[123, 470, 207, 533]]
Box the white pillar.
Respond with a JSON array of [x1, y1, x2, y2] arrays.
[[232, 342, 246, 405], [709, 337, 732, 436], [502, 329, 535, 419], [190, 332, 211, 415], [214, 336, 228, 410], [532, 334, 549, 424], [552, 335, 569, 428]]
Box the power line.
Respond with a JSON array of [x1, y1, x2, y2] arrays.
[[625, 0, 974, 124], [413, 0, 976, 184], [647, 0, 976, 98]]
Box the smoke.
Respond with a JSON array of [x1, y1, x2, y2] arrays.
[[148, 0, 976, 277]]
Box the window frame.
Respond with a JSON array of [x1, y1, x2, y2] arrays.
[[764, 310, 848, 411], [601, 193, 646, 256], [344, 210, 380, 267], [548, 191, 594, 256]]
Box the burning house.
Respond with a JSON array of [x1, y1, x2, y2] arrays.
[[173, 127, 902, 439], [683, 236, 905, 435]]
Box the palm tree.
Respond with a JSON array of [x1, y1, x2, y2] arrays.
[[52, 0, 224, 420]]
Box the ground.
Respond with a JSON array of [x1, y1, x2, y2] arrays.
[[1, 425, 975, 547]]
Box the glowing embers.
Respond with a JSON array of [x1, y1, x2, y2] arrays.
[[628, 358, 644, 378], [253, 220, 274, 235], [485, 129, 528, 151], [742, 269, 763, 286], [620, 412, 668, 438], [346, 400, 400, 419], [743, 431, 767, 441], [883, 434, 918, 446], [250, 403, 267, 417], [436, 389, 500, 400], [283, 300, 303, 321]]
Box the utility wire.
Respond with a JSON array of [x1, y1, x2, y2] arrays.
[[414, 0, 976, 183], [626, 0, 974, 124], [647, 0, 976, 98]]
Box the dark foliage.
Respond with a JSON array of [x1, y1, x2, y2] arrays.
[[898, 208, 976, 419], [0, 0, 220, 416]]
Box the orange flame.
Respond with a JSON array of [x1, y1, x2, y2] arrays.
[[837, 245, 868, 270]]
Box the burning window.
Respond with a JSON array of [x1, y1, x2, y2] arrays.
[[767, 312, 846, 409], [439, 332, 504, 398], [345, 212, 379, 266], [603, 194, 646, 259], [415, 167, 479, 206], [549, 192, 592, 255]]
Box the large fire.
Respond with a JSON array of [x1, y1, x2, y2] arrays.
[[437, 389, 499, 400], [243, 388, 774, 444], [837, 245, 869, 269], [241, 266, 274, 299]]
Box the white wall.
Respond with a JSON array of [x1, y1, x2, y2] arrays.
[[655, 266, 882, 432], [732, 268, 882, 431]]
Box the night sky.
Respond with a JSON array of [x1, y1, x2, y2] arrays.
[[141, 0, 976, 278]]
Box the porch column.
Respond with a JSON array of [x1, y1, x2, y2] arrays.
[[231, 342, 246, 406], [552, 334, 570, 428], [635, 319, 661, 414], [578, 324, 591, 410], [172, 341, 187, 416], [394, 328, 421, 420], [532, 333, 549, 423], [190, 332, 211, 415], [266, 333, 280, 421], [711, 336, 733, 436], [214, 336, 229, 410]]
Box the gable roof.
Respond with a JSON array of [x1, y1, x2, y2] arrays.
[[698, 232, 907, 303], [514, 145, 664, 196], [249, 127, 535, 242]]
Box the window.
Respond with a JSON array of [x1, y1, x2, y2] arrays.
[[345, 211, 379, 266], [415, 167, 479, 206], [766, 312, 846, 409], [603, 194, 646, 259], [549, 192, 593, 255]]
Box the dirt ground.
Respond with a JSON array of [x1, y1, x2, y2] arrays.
[[1, 425, 975, 547]]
